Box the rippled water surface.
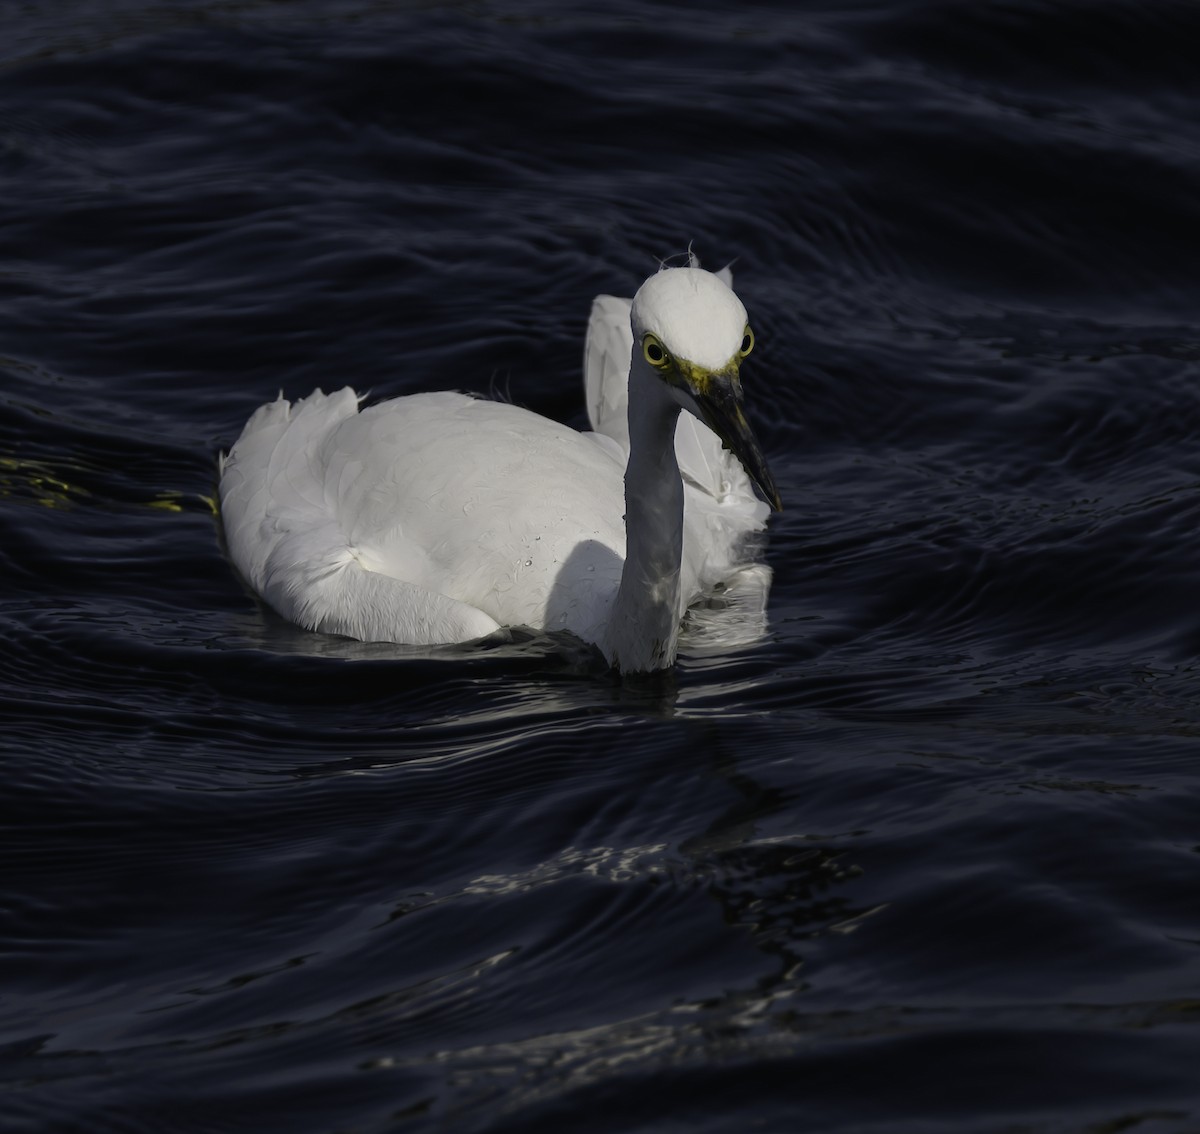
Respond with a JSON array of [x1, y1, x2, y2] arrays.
[[3, 2, 1199, 1131]]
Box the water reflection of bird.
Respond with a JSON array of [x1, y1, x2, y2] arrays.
[[219, 262, 780, 672]]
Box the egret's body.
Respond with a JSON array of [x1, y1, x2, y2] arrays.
[[219, 265, 780, 672]]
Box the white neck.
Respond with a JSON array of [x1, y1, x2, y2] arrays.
[[602, 352, 686, 672]]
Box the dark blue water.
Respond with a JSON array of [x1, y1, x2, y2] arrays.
[[3, 2, 1199, 1131]]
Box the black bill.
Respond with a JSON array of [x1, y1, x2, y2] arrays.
[[694, 373, 783, 512]]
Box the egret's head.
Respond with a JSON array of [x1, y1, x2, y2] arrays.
[[631, 267, 781, 511]]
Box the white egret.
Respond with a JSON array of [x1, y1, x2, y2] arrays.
[[219, 263, 781, 672]]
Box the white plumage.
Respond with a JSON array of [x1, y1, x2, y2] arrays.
[[219, 263, 780, 672]]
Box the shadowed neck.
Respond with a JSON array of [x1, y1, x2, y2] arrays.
[[602, 354, 686, 672]]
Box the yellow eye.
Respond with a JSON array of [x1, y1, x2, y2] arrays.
[[739, 326, 754, 358], [642, 333, 671, 369]]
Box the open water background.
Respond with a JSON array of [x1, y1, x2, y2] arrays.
[[2, 2, 1199, 1131]]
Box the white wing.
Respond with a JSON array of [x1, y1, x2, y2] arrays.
[[220, 388, 502, 644], [220, 388, 642, 647]]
